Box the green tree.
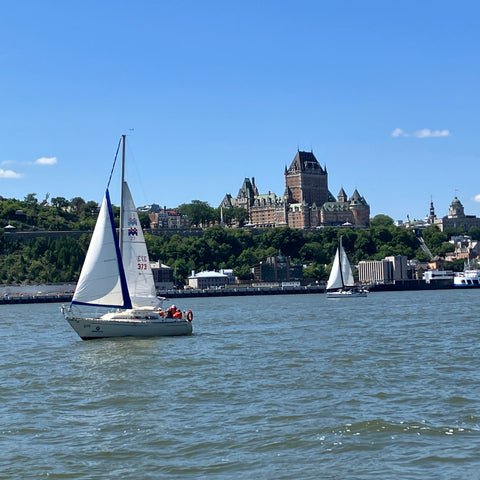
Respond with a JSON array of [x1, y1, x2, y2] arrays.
[[178, 200, 215, 227], [370, 214, 394, 227], [468, 226, 480, 241], [303, 262, 328, 282], [236, 248, 259, 268], [138, 211, 151, 230], [221, 207, 249, 227], [24, 193, 38, 205], [70, 196, 86, 213], [233, 264, 253, 281], [299, 241, 328, 264], [82, 201, 99, 217], [51, 196, 69, 209], [422, 226, 448, 256], [260, 227, 305, 260]]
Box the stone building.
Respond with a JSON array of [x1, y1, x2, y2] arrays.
[[433, 197, 480, 232], [147, 207, 190, 229], [220, 150, 369, 229], [407, 197, 480, 233]]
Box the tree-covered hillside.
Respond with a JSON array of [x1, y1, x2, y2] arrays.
[[2, 211, 477, 285], [0, 195, 247, 231], [0, 193, 99, 231], [2, 195, 479, 285]]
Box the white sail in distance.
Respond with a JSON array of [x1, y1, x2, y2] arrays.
[[326, 241, 355, 290]]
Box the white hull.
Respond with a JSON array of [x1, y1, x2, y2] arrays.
[[327, 289, 368, 298], [454, 270, 480, 287], [66, 316, 192, 340]]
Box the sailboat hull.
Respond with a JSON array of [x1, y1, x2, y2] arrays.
[[327, 289, 368, 298], [66, 317, 193, 340]]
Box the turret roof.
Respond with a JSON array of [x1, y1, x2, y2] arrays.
[[287, 151, 325, 173]]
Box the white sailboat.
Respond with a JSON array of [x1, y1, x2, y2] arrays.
[[62, 135, 193, 339], [326, 236, 367, 298]]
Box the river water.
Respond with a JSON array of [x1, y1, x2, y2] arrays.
[[1, 290, 479, 479]]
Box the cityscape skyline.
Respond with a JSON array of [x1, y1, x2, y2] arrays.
[[1, 1, 479, 222]]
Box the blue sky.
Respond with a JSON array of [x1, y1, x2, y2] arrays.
[[1, 0, 479, 222]]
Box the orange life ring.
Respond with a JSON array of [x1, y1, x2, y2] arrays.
[[186, 310, 193, 322]]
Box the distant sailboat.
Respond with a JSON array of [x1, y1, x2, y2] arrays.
[[326, 236, 367, 298], [61, 135, 193, 339]]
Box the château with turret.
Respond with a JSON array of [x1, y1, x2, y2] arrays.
[[220, 150, 370, 228]]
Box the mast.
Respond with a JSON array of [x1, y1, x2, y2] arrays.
[[119, 134, 126, 257], [339, 236, 345, 289]]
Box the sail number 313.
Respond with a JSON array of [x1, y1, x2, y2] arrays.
[[137, 256, 148, 270]]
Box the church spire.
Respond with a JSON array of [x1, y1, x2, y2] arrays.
[[428, 197, 436, 223]]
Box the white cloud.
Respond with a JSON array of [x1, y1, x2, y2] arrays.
[[392, 128, 451, 138], [391, 128, 408, 137], [0, 168, 23, 179], [413, 129, 451, 138], [35, 156, 57, 165], [474, 194, 480, 203]]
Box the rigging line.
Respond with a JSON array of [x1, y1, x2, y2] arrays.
[[107, 137, 123, 190]]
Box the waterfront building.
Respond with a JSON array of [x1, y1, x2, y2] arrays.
[[358, 255, 408, 284], [358, 259, 394, 284], [252, 254, 303, 283], [150, 261, 174, 290], [385, 255, 409, 281], [220, 150, 369, 229], [188, 270, 232, 289]]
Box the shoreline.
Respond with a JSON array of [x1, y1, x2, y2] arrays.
[[0, 280, 475, 305]]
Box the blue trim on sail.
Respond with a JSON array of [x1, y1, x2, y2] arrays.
[[106, 189, 132, 309], [71, 300, 126, 309]]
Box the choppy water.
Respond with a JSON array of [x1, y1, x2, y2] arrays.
[[1, 290, 480, 479]]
